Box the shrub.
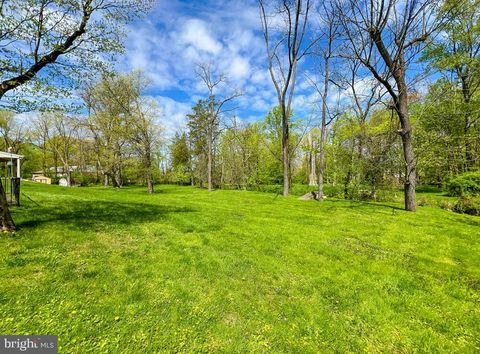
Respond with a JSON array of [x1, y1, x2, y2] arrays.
[[453, 196, 480, 216], [439, 200, 455, 211], [446, 171, 480, 197], [418, 197, 429, 207]]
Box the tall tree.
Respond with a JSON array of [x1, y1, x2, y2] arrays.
[[0, 110, 25, 153], [169, 132, 192, 185], [84, 73, 135, 187], [308, 4, 338, 200], [187, 99, 212, 189], [51, 112, 78, 187], [30, 113, 53, 174], [129, 95, 162, 194], [196, 63, 241, 192], [335, 0, 444, 211], [259, 0, 315, 196], [422, 0, 480, 170], [332, 60, 384, 198]]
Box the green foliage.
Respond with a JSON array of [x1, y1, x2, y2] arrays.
[[327, 110, 402, 200], [453, 195, 480, 216], [0, 183, 478, 352], [0, 0, 152, 111], [169, 132, 191, 185], [446, 171, 480, 196], [70, 172, 97, 186], [84, 71, 161, 189], [413, 79, 480, 183], [186, 99, 213, 186], [418, 0, 480, 175]]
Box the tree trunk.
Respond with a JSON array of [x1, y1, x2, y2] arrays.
[[147, 176, 154, 194], [460, 74, 474, 171], [281, 103, 290, 197], [42, 139, 47, 175], [397, 93, 416, 212], [114, 169, 122, 188], [344, 143, 355, 199], [65, 164, 71, 187], [308, 132, 317, 186], [317, 57, 329, 200], [54, 152, 58, 178], [0, 180, 15, 231], [145, 148, 154, 194], [464, 112, 473, 171], [207, 126, 213, 192], [401, 130, 416, 211], [111, 174, 118, 188], [220, 161, 225, 189], [317, 127, 327, 200]]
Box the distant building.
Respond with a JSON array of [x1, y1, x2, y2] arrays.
[[46, 165, 97, 177], [32, 172, 51, 184]]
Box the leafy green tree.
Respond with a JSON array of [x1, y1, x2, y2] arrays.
[[259, 0, 314, 196], [83, 71, 162, 192], [422, 0, 480, 169], [0, 0, 152, 230], [0, 0, 152, 110], [328, 109, 402, 200], [262, 106, 300, 186], [196, 63, 241, 191], [218, 121, 269, 189], [0, 110, 25, 153], [336, 0, 444, 211], [186, 99, 211, 188], [413, 80, 478, 184], [169, 132, 191, 185]]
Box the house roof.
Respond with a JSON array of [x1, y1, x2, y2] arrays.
[[0, 151, 24, 161]]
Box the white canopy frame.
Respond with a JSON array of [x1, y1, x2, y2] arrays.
[[0, 151, 23, 178]]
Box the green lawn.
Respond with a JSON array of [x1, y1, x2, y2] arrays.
[[0, 182, 479, 353]]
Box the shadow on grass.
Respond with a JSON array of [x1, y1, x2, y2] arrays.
[[416, 185, 443, 193], [325, 198, 404, 212], [15, 200, 195, 231]]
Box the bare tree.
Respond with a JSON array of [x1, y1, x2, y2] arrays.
[[259, 0, 315, 196], [310, 5, 338, 200], [332, 59, 385, 198], [51, 112, 78, 187], [31, 113, 52, 175], [196, 63, 241, 192], [335, 0, 444, 211], [130, 96, 162, 194], [0, 110, 26, 153], [306, 130, 317, 186]]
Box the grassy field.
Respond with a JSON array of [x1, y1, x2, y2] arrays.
[[0, 182, 479, 353]]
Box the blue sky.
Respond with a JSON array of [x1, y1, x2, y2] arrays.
[[117, 0, 435, 137], [119, 0, 319, 135]]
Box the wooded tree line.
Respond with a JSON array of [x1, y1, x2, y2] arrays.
[[1, 72, 162, 192], [168, 0, 479, 211], [0, 0, 153, 229], [0, 0, 478, 230]]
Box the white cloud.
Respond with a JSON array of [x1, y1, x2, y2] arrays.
[[179, 19, 222, 55], [153, 96, 191, 137], [227, 56, 251, 82], [120, 0, 320, 134]]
